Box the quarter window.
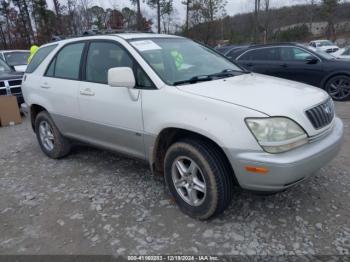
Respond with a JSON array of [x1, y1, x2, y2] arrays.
[[85, 42, 133, 84], [26, 44, 57, 73]]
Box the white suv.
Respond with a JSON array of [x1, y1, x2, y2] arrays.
[[22, 34, 344, 219]]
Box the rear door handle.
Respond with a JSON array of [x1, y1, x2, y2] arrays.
[[80, 88, 95, 96], [246, 63, 253, 67], [280, 63, 288, 68]]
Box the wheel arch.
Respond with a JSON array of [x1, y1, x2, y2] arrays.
[[150, 127, 238, 185], [30, 104, 47, 131], [321, 71, 350, 89]]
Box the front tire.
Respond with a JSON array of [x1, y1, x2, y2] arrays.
[[35, 111, 71, 159], [325, 75, 350, 101], [164, 139, 234, 220]]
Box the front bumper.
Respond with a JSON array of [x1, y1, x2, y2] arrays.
[[227, 117, 344, 191]]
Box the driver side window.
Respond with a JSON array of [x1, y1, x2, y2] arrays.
[[280, 47, 316, 61], [85, 42, 133, 84]]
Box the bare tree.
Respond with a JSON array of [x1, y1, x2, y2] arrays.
[[261, 0, 270, 43], [182, 0, 191, 34], [254, 0, 261, 42], [322, 0, 340, 40], [308, 0, 319, 32], [130, 0, 142, 31]]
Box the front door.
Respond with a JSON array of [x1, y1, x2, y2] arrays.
[[236, 47, 284, 77], [78, 41, 145, 159], [278, 46, 325, 87]]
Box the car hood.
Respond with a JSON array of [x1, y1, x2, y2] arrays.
[[318, 45, 339, 50], [13, 65, 27, 72], [176, 73, 329, 117], [0, 71, 24, 80]]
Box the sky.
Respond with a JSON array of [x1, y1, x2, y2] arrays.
[[48, 0, 327, 23]]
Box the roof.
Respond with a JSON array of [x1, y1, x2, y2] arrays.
[[0, 50, 29, 53], [248, 42, 301, 48], [40, 33, 183, 48], [114, 33, 182, 40], [310, 39, 330, 42]]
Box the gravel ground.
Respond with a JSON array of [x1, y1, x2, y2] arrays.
[[0, 102, 349, 256]]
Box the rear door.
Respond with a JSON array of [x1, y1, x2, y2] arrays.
[[278, 46, 325, 87], [40, 42, 85, 135], [77, 40, 145, 159], [236, 47, 283, 77]]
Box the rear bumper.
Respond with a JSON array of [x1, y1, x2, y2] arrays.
[[227, 117, 344, 191]]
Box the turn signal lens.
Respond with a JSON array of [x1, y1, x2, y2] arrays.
[[245, 166, 269, 174]]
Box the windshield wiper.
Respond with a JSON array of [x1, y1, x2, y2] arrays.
[[173, 75, 213, 86], [173, 69, 249, 86], [210, 69, 250, 78]]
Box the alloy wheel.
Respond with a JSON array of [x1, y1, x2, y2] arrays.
[[39, 121, 55, 151], [171, 156, 207, 207], [327, 77, 350, 100]]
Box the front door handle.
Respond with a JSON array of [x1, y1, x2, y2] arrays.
[[80, 88, 95, 96], [246, 63, 253, 67], [280, 63, 288, 68]]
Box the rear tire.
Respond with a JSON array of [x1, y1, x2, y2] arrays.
[[164, 139, 234, 220], [35, 111, 71, 159], [324, 75, 350, 101]]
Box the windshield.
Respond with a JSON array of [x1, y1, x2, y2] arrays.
[[4, 51, 30, 66], [318, 41, 334, 47], [129, 38, 242, 85], [0, 58, 13, 73], [317, 50, 337, 60]]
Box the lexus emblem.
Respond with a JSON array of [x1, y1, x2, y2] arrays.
[[323, 103, 331, 114]]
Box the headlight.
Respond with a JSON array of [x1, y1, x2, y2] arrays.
[[246, 117, 308, 153]]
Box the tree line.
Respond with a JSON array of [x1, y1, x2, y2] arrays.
[[0, 0, 228, 49], [0, 0, 348, 49]]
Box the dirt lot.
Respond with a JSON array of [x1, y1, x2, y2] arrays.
[[0, 102, 349, 256]]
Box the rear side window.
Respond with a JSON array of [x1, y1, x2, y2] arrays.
[[239, 48, 280, 61], [46, 42, 85, 80], [26, 44, 58, 73]]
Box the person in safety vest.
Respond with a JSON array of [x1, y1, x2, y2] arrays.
[[170, 50, 184, 70], [28, 45, 39, 64]]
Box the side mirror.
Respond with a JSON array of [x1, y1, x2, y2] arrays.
[[305, 56, 318, 64], [108, 67, 135, 88]]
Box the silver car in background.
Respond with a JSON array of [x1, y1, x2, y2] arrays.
[[0, 50, 29, 72]]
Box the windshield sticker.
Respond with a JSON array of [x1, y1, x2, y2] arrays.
[[131, 40, 162, 52]]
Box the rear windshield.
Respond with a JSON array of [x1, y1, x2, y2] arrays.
[[26, 44, 58, 73]]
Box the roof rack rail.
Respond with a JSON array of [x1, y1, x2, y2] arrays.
[[81, 29, 154, 36]]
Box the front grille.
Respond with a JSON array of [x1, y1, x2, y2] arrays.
[[9, 80, 22, 86], [0, 79, 22, 97], [10, 87, 21, 94], [306, 98, 335, 130], [326, 48, 339, 53]]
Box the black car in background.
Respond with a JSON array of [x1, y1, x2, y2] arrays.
[[0, 58, 24, 105], [219, 43, 350, 101]]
